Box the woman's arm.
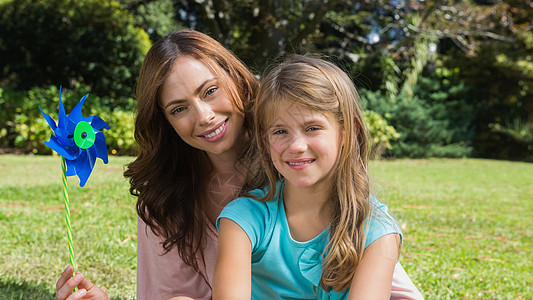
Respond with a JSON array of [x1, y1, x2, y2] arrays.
[[348, 233, 401, 300], [212, 218, 252, 300]]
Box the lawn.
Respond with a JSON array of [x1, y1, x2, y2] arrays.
[[0, 155, 531, 299]]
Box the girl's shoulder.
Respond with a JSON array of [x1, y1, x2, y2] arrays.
[[365, 195, 403, 248]]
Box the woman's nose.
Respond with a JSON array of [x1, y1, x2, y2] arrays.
[[196, 101, 215, 126]]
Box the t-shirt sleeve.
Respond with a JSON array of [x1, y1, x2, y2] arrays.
[[364, 197, 402, 248], [217, 196, 272, 252]]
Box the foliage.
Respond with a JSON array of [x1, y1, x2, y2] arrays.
[[360, 68, 475, 158], [423, 0, 533, 159], [488, 120, 533, 162], [0, 86, 137, 156], [0, 0, 151, 101], [128, 0, 181, 42], [363, 110, 399, 159]]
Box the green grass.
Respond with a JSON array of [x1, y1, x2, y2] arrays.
[[370, 158, 533, 299], [0, 154, 137, 300], [0, 156, 531, 299]]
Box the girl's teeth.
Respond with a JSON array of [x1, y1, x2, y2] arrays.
[[289, 160, 313, 165], [204, 123, 224, 138]]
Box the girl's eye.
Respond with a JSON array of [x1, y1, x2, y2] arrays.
[[307, 126, 320, 132], [205, 87, 217, 97], [171, 106, 186, 115], [272, 129, 287, 135]]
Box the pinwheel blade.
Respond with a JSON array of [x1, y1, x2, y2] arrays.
[[44, 135, 78, 160], [94, 131, 109, 164], [69, 93, 89, 122], [39, 105, 57, 131], [84, 116, 111, 131]]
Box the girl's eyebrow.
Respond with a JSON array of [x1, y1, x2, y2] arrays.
[[163, 78, 217, 109], [267, 117, 327, 130]]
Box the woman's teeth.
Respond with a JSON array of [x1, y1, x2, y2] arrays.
[[204, 122, 225, 138]]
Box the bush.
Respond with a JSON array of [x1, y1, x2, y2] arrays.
[[360, 68, 475, 158], [0, 0, 151, 103], [0, 85, 137, 155], [363, 110, 400, 159]]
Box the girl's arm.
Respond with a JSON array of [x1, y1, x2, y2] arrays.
[[212, 218, 252, 300], [348, 233, 401, 300]]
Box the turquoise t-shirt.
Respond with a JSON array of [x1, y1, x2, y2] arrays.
[[217, 181, 401, 299]]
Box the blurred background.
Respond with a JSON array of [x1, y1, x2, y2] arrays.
[[0, 0, 531, 162]]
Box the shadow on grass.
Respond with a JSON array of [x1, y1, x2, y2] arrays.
[[0, 279, 132, 300], [0, 279, 55, 300]]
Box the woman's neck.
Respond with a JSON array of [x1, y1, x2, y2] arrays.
[[203, 145, 247, 226]]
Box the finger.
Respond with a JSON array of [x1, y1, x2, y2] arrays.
[[66, 288, 87, 300], [56, 273, 83, 300], [56, 265, 74, 291], [75, 272, 95, 291]]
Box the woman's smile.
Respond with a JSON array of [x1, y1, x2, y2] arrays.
[[199, 118, 228, 142], [159, 55, 245, 157]]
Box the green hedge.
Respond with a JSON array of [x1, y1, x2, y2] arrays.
[[0, 86, 136, 155]]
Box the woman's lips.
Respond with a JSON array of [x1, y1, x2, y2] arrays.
[[199, 119, 228, 142]]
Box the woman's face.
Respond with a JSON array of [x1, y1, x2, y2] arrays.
[[160, 55, 245, 157]]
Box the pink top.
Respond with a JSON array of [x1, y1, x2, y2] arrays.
[[136, 216, 218, 300]]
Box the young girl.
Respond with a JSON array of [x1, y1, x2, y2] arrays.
[[213, 55, 415, 299]]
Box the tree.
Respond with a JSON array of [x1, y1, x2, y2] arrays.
[[0, 0, 151, 101]]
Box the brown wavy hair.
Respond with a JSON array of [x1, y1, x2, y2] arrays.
[[254, 55, 371, 291], [124, 29, 259, 274]]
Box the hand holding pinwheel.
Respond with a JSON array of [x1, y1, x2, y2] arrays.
[[40, 86, 110, 281]]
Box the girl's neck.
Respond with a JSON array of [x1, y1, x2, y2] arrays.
[[282, 180, 333, 242]]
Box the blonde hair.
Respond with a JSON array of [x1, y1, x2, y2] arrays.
[[254, 55, 370, 291]]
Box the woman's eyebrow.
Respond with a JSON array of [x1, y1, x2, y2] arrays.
[[163, 78, 217, 109]]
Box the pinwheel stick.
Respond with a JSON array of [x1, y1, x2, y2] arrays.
[[61, 157, 77, 288], [39, 87, 110, 292]]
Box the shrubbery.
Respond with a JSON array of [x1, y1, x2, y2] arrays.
[[0, 86, 136, 156], [359, 68, 475, 158], [363, 110, 400, 158]]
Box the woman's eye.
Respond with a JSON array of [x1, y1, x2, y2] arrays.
[[171, 106, 186, 115], [307, 126, 320, 132], [205, 87, 217, 97]]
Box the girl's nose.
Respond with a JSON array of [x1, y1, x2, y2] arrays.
[[196, 101, 215, 126], [287, 136, 307, 153]]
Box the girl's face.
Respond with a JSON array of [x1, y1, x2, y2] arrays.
[[266, 102, 342, 191], [160, 55, 245, 158]]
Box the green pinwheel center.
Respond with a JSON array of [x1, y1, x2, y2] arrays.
[[74, 121, 95, 149]]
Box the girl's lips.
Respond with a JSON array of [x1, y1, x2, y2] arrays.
[[286, 159, 315, 169], [198, 119, 228, 142]]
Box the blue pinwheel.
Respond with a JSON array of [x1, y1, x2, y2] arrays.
[[39, 86, 110, 187]]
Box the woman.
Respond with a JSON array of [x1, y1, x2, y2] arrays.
[[56, 29, 421, 300]]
